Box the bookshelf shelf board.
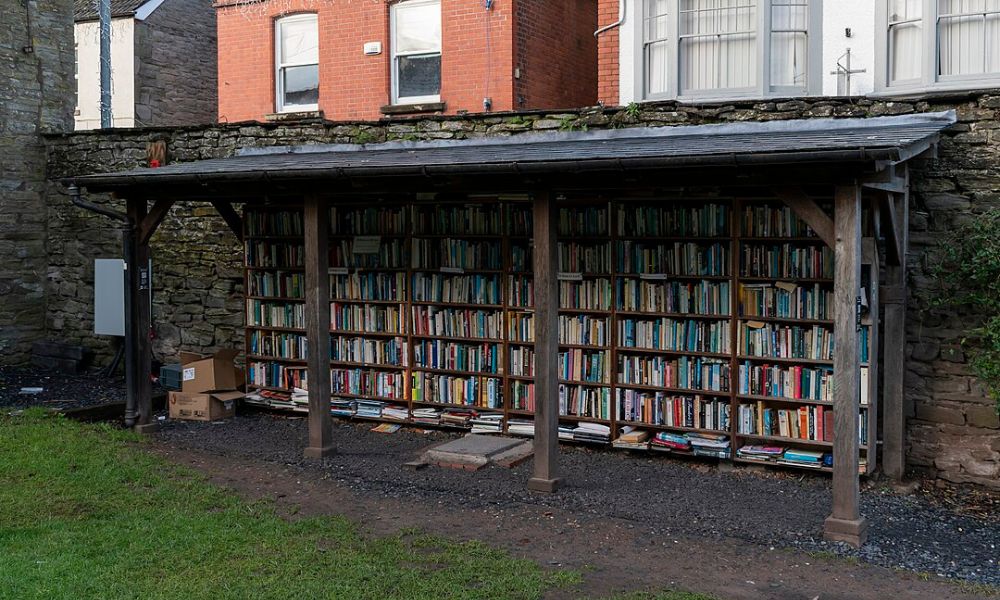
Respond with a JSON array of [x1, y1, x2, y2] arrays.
[[737, 315, 834, 326], [616, 347, 732, 359], [244, 235, 304, 241], [329, 329, 406, 338], [247, 384, 294, 393], [246, 355, 306, 364], [616, 235, 732, 242], [410, 233, 505, 239], [736, 433, 833, 448], [246, 325, 307, 334], [739, 236, 824, 243], [248, 295, 305, 302], [736, 355, 834, 366], [411, 300, 505, 309], [411, 365, 503, 377], [738, 276, 834, 284], [246, 266, 305, 272], [411, 333, 503, 344], [736, 393, 834, 406], [507, 339, 534, 347], [329, 360, 407, 369], [617, 420, 731, 436], [616, 310, 731, 320], [411, 268, 505, 274], [558, 307, 613, 315], [615, 382, 731, 395], [329, 298, 405, 306], [330, 266, 409, 273], [329, 233, 409, 239], [330, 391, 409, 403], [559, 342, 610, 350], [555, 272, 613, 279], [411, 400, 505, 413], [614, 273, 732, 281], [510, 411, 612, 425], [559, 378, 612, 387]]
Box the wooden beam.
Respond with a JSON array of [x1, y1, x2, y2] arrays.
[[303, 195, 335, 459], [883, 188, 910, 480], [863, 237, 880, 475], [210, 200, 245, 242], [138, 198, 174, 245], [126, 198, 156, 433], [881, 192, 904, 266], [773, 187, 835, 248], [861, 164, 907, 194], [528, 190, 561, 493], [824, 184, 867, 547]]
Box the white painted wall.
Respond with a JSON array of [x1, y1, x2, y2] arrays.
[[74, 18, 136, 130], [616, 0, 879, 104]]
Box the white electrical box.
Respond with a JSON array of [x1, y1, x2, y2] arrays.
[[363, 41, 382, 55], [94, 259, 125, 336]]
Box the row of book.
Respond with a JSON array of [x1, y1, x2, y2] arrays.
[[331, 302, 404, 333], [412, 273, 502, 304], [246, 241, 305, 268], [560, 314, 610, 346], [508, 420, 612, 444], [618, 355, 731, 392], [741, 205, 818, 238], [740, 244, 834, 279], [561, 384, 612, 419], [411, 372, 503, 408], [559, 206, 609, 236], [248, 361, 305, 389], [246, 210, 302, 236], [248, 300, 306, 329], [738, 322, 835, 361], [332, 336, 407, 367], [648, 431, 731, 458], [559, 243, 611, 274], [561, 348, 610, 383], [507, 277, 615, 311], [510, 346, 534, 377], [616, 391, 730, 431], [330, 272, 406, 302], [737, 402, 833, 442], [737, 445, 832, 469], [414, 340, 501, 374], [411, 306, 503, 339], [737, 362, 833, 401], [331, 239, 405, 269], [738, 282, 832, 321], [249, 330, 307, 360], [330, 206, 407, 236], [248, 271, 304, 298], [413, 204, 504, 236], [617, 278, 730, 315], [411, 239, 503, 270], [618, 317, 731, 354], [331, 368, 406, 399], [615, 203, 730, 238], [616, 241, 730, 276]]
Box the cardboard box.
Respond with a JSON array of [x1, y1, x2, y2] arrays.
[[179, 349, 240, 393], [168, 390, 242, 422]]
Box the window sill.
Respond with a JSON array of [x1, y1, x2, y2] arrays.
[[380, 102, 446, 116], [265, 110, 324, 123]]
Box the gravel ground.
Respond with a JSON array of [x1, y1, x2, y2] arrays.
[[0, 366, 126, 410], [158, 412, 1000, 587]]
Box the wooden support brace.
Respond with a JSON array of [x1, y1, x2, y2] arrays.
[[126, 198, 155, 433], [824, 184, 867, 548], [773, 187, 835, 248], [303, 195, 335, 459], [861, 164, 907, 194], [881, 193, 904, 266], [211, 200, 245, 242], [138, 198, 175, 245], [529, 190, 562, 493]]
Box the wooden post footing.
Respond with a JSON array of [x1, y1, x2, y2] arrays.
[[303, 445, 337, 459], [133, 422, 160, 435], [823, 516, 869, 548], [527, 477, 562, 493]]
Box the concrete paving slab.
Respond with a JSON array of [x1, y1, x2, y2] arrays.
[[422, 434, 533, 470]]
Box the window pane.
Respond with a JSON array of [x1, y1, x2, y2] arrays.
[[889, 21, 922, 81], [679, 0, 757, 93], [939, 0, 1000, 76], [397, 54, 441, 99], [279, 17, 318, 65], [282, 64, 319, 107], [395, 1, 442, 54], [644, 0, 671, 95], [771, 0, 808, 87], [889, 0, 922, 21]]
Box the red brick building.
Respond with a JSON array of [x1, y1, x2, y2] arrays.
[[216, 0, 598, 122]]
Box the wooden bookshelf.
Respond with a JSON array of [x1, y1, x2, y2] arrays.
[[241, 195, 879, 474]]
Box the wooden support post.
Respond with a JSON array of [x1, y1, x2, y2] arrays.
[[126, 198, 156, 434], [824, 184, 867, 547], [303, 196, 335, 459], [882, 187, 910, 480], [862, 237, 880, 475], [528, 190, 561, 493]]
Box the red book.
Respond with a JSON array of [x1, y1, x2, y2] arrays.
[[823, 410, 834, 443]]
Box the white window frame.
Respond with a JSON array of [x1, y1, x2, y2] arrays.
[[632, 0, 823, 102], [875, 0, 1000, 94], [275, 13, 319, 114], [390, 0, 442, 105]]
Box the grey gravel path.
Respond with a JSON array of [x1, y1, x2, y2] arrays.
[[158, 412, 1000, 587]]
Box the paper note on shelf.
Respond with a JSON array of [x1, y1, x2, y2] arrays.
[[353, 235, 382, 254]]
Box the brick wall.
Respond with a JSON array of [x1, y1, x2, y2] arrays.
[[0, 0, 74, 362], [40, 93, 1000, 488], [596, 0, 619, 106], [217, 0, 521, 122], [134, 0, 218, 126], [514, 0, 598, 110]]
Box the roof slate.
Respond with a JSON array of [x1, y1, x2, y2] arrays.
[[74, 0, 150, 22]]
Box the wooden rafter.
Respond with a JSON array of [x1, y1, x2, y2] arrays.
[[772, 187, 835, 248], [138, 198, 175, 245], [210, 200, 245, 242]]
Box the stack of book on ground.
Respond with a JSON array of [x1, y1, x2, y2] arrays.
[[290, 388, 309, 412], [441, 409, 477, 428], [777, 448, 829, 469], [356, 400, 385, 419], [244, 390, 269, 408], [382, 404, 410, 421], [471, 413, 504, 434], [651, 432, 691, 453], [558, 424, 575, 440], [612, 426, 650, 450], [331, 398, 356, 417], [412, 407, 441, 425], [507, 419, 534, 437], [736, 445, 784, 463], [687, 433, 730, 459], [571, 422, 611, 444]]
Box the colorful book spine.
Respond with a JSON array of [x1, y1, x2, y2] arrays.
[[738, 322, 834, 361], [737, 361, 834, 400], [509, 312, 535, 343], [247, 300, 306, 329], [512, 381, 535, 411], [330, 238, 405, 269], [330, 272, 406, 302], [559, 349, 610, 383], [412, 273, 501, 304], [331, 336, 407, 366], [559, 384, 611, 419], [330, 303, 404, 333], [559, 314, 610, 346], [245, 241, 304, 268], [248, 361, 306, 388], [740, 243, 834, 279], [330, 206, 406, 235], [510, 346, 534, 377], [558, 206, 609, 236], [741, 204, 817, 238], [245, 210, 303, 236], [616, 389, 730, 431], [411, 238, 502, 270], [559, 242, 611, 274], [249, 331, 307, 360], [412, 372, 503, 408], [616, 279, 730, 315], [617, 317, 731, 354], [616, 203, 729, 237], [414, 340, 501, 374], [411, 306, 502, 339], [618, 355, 731, 392], [331, 368, 405, 399], [413, 205, 503, 235], [617, 241, 730, 276], [248, 271, 305, 298]]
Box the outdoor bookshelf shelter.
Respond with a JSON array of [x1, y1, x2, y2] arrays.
[[69, 111, 956, 547]]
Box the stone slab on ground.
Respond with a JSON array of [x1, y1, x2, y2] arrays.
[[422, 434, 533, 471]]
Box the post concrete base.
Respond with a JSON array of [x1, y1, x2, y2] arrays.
[[303, 445, 336, 459], [527, 477, 562, 493], [823, 515, 869, 548], [133, 422, 160, 435]]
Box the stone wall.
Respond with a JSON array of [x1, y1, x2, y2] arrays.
[[0, 0, 74, 362], [41, 93, 1000, 487], [134, 0, 217, 126]]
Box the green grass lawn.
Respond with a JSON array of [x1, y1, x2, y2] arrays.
[[0, 410, 714, 600]]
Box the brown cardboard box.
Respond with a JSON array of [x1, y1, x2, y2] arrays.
[[168, 390, 242, 422], [180, 349, 240, 393]]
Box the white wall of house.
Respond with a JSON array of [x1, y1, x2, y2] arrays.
[[75, 18, 136, 130]]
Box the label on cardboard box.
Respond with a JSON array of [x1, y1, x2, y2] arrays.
[[183, 368, 196, 381]]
